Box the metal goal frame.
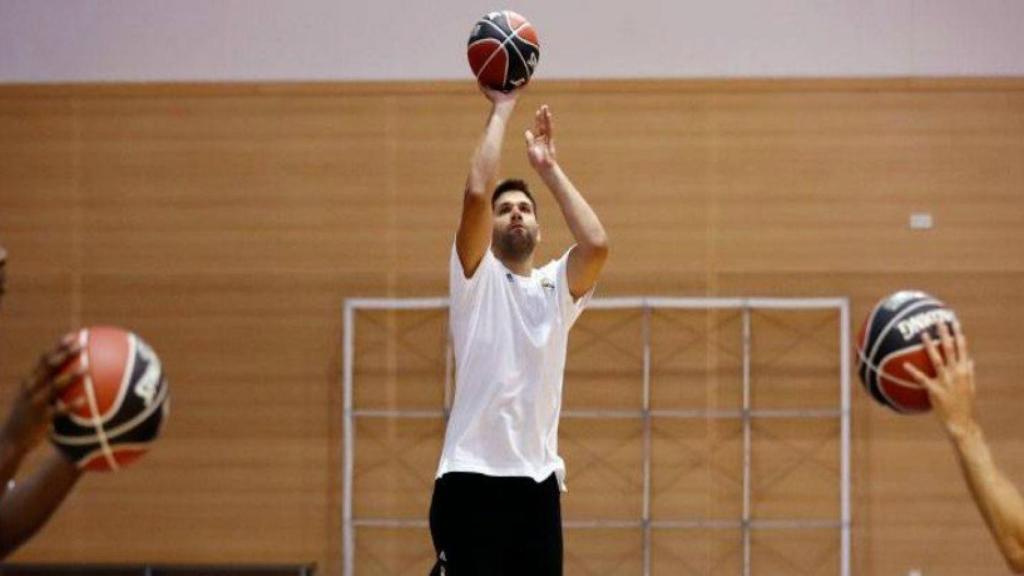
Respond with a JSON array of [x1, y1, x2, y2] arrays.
[[343, 296, 851, 576]]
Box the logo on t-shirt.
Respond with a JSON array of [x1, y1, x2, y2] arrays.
[[431, 551, 448, 576], [541, 278, 555, 291]]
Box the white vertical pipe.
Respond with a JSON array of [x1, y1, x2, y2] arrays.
[[840, 300, 852, 576], [642, 304, 653, 576], [343, 302, 356, 576], [742, 307, 752, 576]]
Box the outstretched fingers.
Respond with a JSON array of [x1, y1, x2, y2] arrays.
[[903, 362, 940, 396]]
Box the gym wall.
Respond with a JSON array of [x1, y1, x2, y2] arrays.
[[1, 78, 1022, 574]]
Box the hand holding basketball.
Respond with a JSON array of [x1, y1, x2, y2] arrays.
[[856, 291, 959, 413], [50, 327, 169, 472], [904, 322, 978, 439], [525, 105, 556, 171], [0, 336, 85, 455], [479, 83, 520, 108]]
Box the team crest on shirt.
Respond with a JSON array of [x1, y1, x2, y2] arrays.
[[541, 278, 555, 291]]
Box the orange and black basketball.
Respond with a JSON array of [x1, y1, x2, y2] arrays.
[[856, 291, 958, 414], [50, 326, 170, 472], [467, 10, 540, 92]]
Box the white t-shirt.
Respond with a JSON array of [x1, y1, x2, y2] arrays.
[[436, 243, 593, 490]]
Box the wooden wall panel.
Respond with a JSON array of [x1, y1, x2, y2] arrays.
[[0, 78, 1023, 575]]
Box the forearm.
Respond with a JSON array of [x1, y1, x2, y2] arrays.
[[538, 163, 608, 250], [0, 450, 81, 558], [0, 432, 29, 501], [951, 423, 1024, 571], [466, 102, 515, 195]]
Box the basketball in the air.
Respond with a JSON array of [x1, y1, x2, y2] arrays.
[[856, 291, 958, 414], [467, 10, 540, 92], [50, 326, 170, 472]]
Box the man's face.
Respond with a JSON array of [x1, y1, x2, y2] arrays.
[[492, 190, 540, 260]]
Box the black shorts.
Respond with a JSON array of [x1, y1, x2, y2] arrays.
[[428, 471, 563, 576]]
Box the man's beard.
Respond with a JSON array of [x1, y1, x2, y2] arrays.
[[493, 228, 536, 262]]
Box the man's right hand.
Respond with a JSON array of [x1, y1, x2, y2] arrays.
[[1, 336, 85, 457], [904, 322, 978, 440]]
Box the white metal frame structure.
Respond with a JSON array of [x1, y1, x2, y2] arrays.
[[343, 296, 851, 576]]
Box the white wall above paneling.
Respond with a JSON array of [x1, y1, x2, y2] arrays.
[[2, 0, 1022, 83]]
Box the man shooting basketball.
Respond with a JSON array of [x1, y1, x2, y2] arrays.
[[428, 86, 609, 575], [906, 322, 1024, 573], [0, 244, 85, 558]]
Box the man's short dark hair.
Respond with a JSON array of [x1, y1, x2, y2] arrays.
[[491, 179, 537, 215]]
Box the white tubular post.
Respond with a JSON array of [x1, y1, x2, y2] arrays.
[[642, 304, 653, 576], [840, 299, 852, 576], [343, 302, 355, 576], [742, 307, 752, 576]]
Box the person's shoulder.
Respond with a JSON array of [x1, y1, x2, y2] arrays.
[[452, 243, 498, 278], [539, 248, 574, 276], [537, 257, 560, 278]]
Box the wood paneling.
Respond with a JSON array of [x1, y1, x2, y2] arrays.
[[1, 78, 1023, 575]]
